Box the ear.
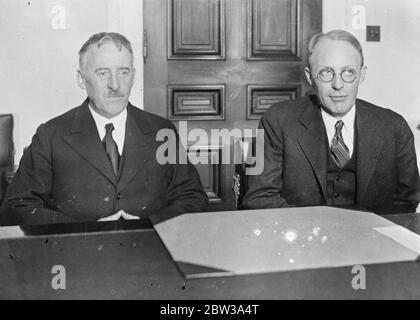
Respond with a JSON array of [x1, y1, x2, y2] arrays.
[[359, 66, 367, 84], [304, 67, 313, 86], [77, 70, 86, 90]]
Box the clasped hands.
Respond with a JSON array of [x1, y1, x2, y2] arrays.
[[98, 210, 140, 222]]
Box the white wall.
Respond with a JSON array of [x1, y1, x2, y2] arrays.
[[2, 0, 420, 163], [0, 0, 143, 163], [323, 0, 420, 157]]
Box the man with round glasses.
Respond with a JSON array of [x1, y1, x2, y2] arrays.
[[243, 30, 420, 214]]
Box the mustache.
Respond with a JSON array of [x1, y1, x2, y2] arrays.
[[107, 91, 124, 98]]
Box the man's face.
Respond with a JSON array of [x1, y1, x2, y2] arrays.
[[77, 41, 135, 118], [305, 38, 366, 118]]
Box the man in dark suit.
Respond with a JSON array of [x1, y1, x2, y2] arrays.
[[243, 30, 420, 214], [0, 32, 207, 225]]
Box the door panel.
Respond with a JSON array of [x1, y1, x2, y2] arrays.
[[169, 0, 225, 59], [168, 84, 225, 120], [248, 0, 299, 60], [144, 0, 322, 212]]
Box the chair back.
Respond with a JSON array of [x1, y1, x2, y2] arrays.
[[232, 136, 256, 210], [0, 114, 14, 204]]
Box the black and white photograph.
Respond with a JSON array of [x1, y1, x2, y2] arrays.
[[0, 0, 420, 304]]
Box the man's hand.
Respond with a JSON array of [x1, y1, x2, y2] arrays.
[[98, 210, 140, 221]]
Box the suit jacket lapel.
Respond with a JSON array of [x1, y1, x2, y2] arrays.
[[117, 104, 155, 192], [63, 100, 118, 186], [355, 100, 385, 203], [297, 96, 328, 201]]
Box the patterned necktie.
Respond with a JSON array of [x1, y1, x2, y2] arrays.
[[103, 123, 120, 176], [330, 120, 350, 168]]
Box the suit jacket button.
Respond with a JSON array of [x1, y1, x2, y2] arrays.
[[116, 193, 122, 200]]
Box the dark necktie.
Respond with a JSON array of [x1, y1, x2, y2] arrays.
[[103, 123, 120, 176], [330, 120, 350, 168]]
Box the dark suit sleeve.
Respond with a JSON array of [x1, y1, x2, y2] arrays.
[[390, 116, 420, 213], [242, 110, 293, 209], [0, 125, 75, 226], [149, 125, 208, 224]]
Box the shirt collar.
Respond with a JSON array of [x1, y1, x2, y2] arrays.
[[320, 104, 356, 132], [88, 103, 128, 132]]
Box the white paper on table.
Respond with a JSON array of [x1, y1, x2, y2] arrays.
[[374, 225, 420, 255]]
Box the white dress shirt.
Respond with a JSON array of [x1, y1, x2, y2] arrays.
[[88, 105, 127, 155], [321, 105, 356, 158]]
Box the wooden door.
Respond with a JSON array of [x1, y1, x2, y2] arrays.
[[144, 0, 322, 211]]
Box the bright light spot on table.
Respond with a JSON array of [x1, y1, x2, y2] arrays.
[[312, 227, 321, 237], [283, 229, 298, 243]]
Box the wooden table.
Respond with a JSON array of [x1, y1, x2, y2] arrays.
[[0, 212, 419, 299]]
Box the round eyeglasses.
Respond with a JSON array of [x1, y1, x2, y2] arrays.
[[314, 68, 358, 83]]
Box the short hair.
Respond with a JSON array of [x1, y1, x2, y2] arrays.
[[307, 30, 364, 68], [78, 32, 133, 70]]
